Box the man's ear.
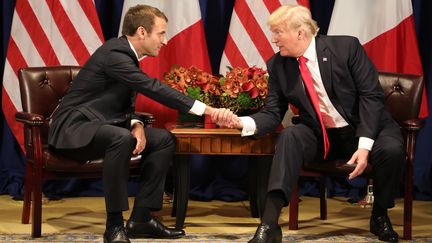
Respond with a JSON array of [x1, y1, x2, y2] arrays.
[[298, 29, 305, 40], [137, 26, 147, 39]]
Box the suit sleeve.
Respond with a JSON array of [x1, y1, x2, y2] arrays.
[[104, 49, 195, 114], [250, 58, 288, 137], [348, 38, 385, 139]]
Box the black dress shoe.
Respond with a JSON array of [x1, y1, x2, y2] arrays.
[[103, 225, 130, 243], [126, 217, 185, 239], [248, 223, 282, 243], [370, 215, 399, 242]]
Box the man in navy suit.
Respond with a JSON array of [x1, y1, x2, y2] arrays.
[[225, 4, 403, 243], [48, 4, 233, 243]]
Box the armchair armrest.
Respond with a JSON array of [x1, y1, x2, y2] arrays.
[[15, 111, 45, 126], [402, 118, 425, 132], [135, 111, 155, 127]]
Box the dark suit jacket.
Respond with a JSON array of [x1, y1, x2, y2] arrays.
[[48, 36, 195, 149], [251, 35, 396, 140]]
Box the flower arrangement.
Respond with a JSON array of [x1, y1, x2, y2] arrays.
[[163, 65, 268, 114]]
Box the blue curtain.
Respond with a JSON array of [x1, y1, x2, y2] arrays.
[[1, 0, 431, 200]]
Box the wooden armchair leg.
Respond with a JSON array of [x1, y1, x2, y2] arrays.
[[403, 160, 413, 240], [289, 185, 299, 230], [31, 170, 42, 238], [21, 163, 32, 224]]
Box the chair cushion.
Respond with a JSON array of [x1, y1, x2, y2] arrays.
[[40, 147, 142, 173], [303, 159, 373, 177]]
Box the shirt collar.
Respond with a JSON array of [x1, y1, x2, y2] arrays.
[[302, 37, 317, 62], [127, 38, 146, 62]]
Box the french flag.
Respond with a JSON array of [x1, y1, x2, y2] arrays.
[[120, 0, 212, 128], [328, 0, 428, 118]]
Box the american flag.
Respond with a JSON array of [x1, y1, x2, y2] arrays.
[[1, 0, 104, 151], [219, 0, 309, 75]]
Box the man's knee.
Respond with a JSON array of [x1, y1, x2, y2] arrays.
[[159, 129, 176, 150], [374, 138, 405, 167], [111, 129, 136, 151], [279, 126, 302, 141]]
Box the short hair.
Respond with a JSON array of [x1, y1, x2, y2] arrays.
[[267, 4, 319, 37], [121, 4, 168, 36]]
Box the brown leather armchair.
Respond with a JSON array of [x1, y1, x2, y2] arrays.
[[15, 66, 155, 238], [288, 72, 424, 240]]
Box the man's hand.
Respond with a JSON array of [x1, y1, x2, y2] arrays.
[[346, 148, 370, 180], [204, 106, 235, 128], [131, 122, 146, 155]]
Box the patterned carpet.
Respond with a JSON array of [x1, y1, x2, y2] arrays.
[[1, 233, 432, 243]]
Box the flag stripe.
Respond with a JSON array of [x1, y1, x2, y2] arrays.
[[1, 86, 24, 150], [3, 59, 24, 111], [60, 0, 103, 55], [235, 0, 274, 62], [328, 0, 411, 45], [224, 33, 249, 68], [248, 0, 279, 53], [16, 1, 59, 66], [363, 16, 422, 76], [223, 12, 266, 72], [27, 1, 78, 66], [46, 0, 90, 65], [264, 0, 282, 14], [78, 0, 105, 43]]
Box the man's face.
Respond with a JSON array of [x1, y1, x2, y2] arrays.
[[270, 22, 303, 57], [139, 16, 167, 57]]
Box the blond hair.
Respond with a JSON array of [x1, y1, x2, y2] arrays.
[[267, 4, 319, 37]]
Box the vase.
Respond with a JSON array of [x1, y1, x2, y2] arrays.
[[178, 113, 203, 123], [204, 115, 217, 128]]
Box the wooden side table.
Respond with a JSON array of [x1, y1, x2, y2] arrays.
[[166, 123, 276, 229]]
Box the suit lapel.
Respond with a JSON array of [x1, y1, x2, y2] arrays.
[[315, 36, 348, 120], [316, 37, 334, 100]]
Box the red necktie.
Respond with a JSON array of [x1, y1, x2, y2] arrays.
[[298, 55, 330, 159]]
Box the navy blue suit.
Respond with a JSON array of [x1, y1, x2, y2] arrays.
[[250, 35, 404, 209]]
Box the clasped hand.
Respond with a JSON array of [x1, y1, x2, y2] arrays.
[[205, 107, 243, 129]]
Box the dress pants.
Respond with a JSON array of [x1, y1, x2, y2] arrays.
[[267, 122, 404, 209], [54, 124, 176, 212]]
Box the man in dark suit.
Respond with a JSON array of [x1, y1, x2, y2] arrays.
[[224, 4, 403, 243], [48, 4, 233, 243]]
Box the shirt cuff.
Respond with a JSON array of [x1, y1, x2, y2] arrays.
[[239, 116, 256, 136], [358, 137, 374, 151], [131, 119, 144, 128], [189, 100, 206, 116]]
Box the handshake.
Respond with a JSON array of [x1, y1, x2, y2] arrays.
[[204, 106, 243, 130]]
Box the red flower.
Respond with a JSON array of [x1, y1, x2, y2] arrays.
[[163, 65, 268, 113]]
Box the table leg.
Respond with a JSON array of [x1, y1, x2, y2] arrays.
[[174, 154, 190, 229]]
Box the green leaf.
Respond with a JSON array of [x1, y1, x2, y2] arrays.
[[186, 87, 202, 101], [237, 92, 253, 109]]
